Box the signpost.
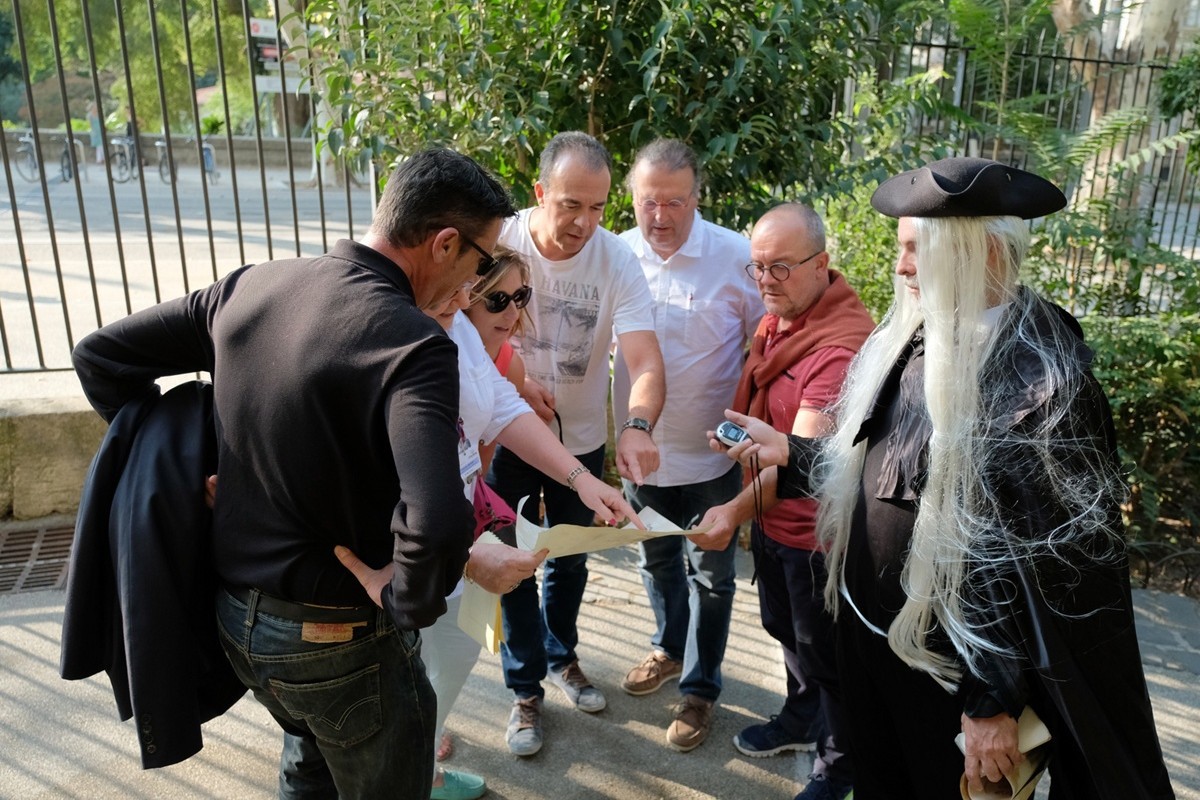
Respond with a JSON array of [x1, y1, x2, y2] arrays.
[[247, 16, 307, 95]]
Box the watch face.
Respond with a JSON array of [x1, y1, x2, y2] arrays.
[[624, 417, 652, 433]]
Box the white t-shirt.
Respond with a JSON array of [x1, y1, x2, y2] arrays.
[[613, 213, 764, 486], [447, 311, 530, 502], [499, 207, 655, 454]]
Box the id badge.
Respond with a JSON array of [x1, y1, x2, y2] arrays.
[[457, 417, 482, 483]]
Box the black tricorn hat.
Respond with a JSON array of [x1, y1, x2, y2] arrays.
[[870, 157, 1066, 220]]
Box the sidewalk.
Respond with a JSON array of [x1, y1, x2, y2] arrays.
[[1, 545, 1197, 799]]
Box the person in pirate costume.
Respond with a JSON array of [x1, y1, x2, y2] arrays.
[[712, 157, 1176, 800]]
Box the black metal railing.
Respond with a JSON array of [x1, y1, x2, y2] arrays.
[[1, 3, 1196, 373]]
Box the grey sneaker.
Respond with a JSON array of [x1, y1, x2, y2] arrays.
[[547, 660, 607, 712], [506, 696, 543, 757]]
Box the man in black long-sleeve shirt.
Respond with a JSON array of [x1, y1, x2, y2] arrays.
[[73, 147, 516, 799]]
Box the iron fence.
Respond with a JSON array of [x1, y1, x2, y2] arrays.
[[857, 22, 1198, 313], [1, 0, 375, 375], [0, 3, 1197, 375]]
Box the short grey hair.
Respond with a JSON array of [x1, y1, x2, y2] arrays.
[[761, 203, 826, 252], [538, 131, 613, 187], [626, 137, 702, 196]]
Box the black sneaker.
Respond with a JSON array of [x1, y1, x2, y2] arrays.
[[733, 715, 817, 757], [793, 774, 852, 800]]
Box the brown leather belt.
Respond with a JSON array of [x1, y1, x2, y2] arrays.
[[224, 585, 377, 624]]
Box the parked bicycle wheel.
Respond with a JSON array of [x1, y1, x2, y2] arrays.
[[110, 149, 131, 183], [159, 154, 175, 184], [14, 146, 38, 182]]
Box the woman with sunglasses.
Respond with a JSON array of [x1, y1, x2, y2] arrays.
[[464, 247, 535, 476], [420, 277, 640, 800]]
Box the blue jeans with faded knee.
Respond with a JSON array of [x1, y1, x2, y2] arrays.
[[215, 588, 435, 800], [624, 465, 741, 701]]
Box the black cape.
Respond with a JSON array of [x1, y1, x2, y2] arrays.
[[778, 291, 1174, 799]]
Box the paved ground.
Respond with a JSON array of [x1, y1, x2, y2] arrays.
[[3, 159, 1199, 798], [0, 545, 1197, 800]]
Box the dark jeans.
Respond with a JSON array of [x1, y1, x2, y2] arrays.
[[489, 443, 606, 698], [753, 526, 852, 786], [624, 465, 741, 701], [215, 588, 435, 800]]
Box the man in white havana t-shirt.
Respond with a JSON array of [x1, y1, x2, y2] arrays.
[[490, 131, 665, 757]]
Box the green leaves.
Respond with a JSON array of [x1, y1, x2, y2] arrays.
[[1081, 313, 1200, 542], [299, 0, 880, 231], [1159, 47, 1200, 120]]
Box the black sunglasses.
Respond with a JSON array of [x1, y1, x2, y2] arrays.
[[458, 231, 499, 276], [481, 285, 533, 313]]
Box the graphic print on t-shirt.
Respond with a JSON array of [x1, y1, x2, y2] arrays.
[[528, 277, 600, 384]]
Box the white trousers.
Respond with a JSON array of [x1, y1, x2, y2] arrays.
[[421, 592, 483, 741]]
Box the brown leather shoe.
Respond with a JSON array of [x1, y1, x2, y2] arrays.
[[622, 650, 683, 696], [667, 694, 714, 752]]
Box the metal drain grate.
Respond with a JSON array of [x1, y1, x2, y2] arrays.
[[0, 516, 76, 594]]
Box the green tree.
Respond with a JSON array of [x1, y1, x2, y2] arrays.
[[0, 11, 25, 122], [302, 0, 882, 230], [1160, 45, 1200, 119], [9, 0, 252, 133]]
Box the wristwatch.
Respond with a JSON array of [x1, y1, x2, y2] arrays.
[[621, 417, 654, 435]]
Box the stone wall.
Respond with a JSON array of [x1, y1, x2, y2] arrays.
[[0, 398, 104, 520]]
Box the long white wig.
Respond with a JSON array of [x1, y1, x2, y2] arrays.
[[815, 215, 1126, 690]]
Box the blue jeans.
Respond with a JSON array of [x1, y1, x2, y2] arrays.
[[624, 465, 741, 701], [752, 528, 851, 786], [215, 588, 435, 800], [489, 443, 606, 698]]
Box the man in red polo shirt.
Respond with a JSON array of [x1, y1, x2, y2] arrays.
[[691, 203, 874, 800]]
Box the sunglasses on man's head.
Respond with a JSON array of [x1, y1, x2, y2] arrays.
[[480, 285, 532, 313]]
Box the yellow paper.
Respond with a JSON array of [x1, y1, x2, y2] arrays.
[[515, 499, 703, 557], [457, 532, 505, 652], [458, 501, 707, 654]]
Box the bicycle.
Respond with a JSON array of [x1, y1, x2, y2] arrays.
[[108, 135, 140, 183], [13, 132, 39, 182], [156, 136, 220, 185], [59, 137, 84, 183]]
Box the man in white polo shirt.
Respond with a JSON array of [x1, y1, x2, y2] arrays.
[[613, 138, 764, 752]]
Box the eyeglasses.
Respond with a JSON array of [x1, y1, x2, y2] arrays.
[[636, 197, 690, 212], [744, 250, 824, 282], [458, 230, 499, 276], [479, 284, 532, 313]]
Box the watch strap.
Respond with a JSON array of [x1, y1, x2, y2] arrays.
[[622, 417, 653, 434]]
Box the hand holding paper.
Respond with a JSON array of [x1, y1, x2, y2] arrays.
[[467, 541, 547, 594]]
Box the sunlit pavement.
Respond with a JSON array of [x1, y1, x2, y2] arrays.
[[1, 545, 1197, 799]]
